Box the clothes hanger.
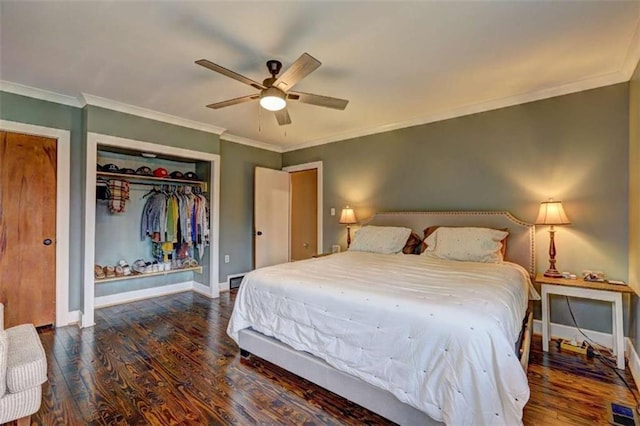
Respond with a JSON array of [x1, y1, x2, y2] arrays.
[[142, 186, 158, 198]]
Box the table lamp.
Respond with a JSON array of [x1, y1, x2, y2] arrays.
[[535, 199, 571, 278], [339, 206, 357, 248]]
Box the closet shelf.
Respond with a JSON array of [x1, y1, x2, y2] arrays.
[[95, 266, 203, 283], [97, 171, 207, 189]]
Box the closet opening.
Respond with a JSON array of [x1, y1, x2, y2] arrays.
[[83, 133, 220, 328]]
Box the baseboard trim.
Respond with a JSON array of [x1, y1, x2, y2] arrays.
[[219, 281, 230, 292], [192, 282, 215, 298], [94, 281, 193, 308], [626, 338, 640, 393], [533, 319, 613, 348], [64, 310, 81, 326]]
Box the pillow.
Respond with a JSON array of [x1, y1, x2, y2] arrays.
[[350, 226, 412, 254], [402, 232, 426, 255], [423, 225, 508, 257], [421, 226, 509, 263]]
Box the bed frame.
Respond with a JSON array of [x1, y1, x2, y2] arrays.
[[239, 211, 535, 425]]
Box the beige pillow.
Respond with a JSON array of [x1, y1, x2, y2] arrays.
[[350, 226, 412, 254], [423, 225, 508, 258], [421, 227, 508, 263]]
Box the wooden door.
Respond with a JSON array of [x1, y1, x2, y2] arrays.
[[254, 167, 290, 269], [290, 169, 317, 260], [0, 131, 57, 327]]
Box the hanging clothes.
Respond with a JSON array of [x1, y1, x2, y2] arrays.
[[140, 185, 210, 260], [107, 180, 130, 213]]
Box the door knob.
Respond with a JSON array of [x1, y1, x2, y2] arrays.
[[43, 238, 52, 246], [256, 231, 263, 236]]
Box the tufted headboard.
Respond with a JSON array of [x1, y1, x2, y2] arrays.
[[364, 211, 535, 277]]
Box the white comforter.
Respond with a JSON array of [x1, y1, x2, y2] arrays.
[[227, 251, 534, 425]]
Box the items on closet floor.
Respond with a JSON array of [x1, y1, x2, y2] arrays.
[[140, 185, 209, 262], [94, 257, 199, 280]]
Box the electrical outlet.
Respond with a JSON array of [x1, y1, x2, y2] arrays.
[[330, 207, 336, 216], [331, 244, 341, 254], [224, 255, 230, 264]]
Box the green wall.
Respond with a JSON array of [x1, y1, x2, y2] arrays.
[[3, 83, 636, 338], [85, 106, 220, 295], [629, 58, 640, 353], [219, 139, 282, 281], [284, 83, 631, 334], [87, 106, 220, 154], [0, 93, 282, 316], [0, 91, 84, 312]]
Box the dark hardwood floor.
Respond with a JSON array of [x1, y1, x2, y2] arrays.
[[30, 290, 638, 425]]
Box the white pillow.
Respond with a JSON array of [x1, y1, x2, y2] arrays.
[[349, 226, 412, 254], [421, 227, 508, 263]]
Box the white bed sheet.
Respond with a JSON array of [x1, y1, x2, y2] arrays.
[[227, 251, 533, 425]]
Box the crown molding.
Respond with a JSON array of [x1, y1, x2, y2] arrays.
[[2, 58, 635, 156], [80, 93, 225, 135], [0, 80, 282, 150], [282, 69, 630, 153], [221, 132, 283, 153], [0, 80, 83, 107], [622, 15, 640, 79], [0, 81, 226, 135]]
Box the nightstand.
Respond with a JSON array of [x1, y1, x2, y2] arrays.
[[535, 273, 635, 370]]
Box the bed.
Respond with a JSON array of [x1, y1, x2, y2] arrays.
[[228, 211, 537, 425]]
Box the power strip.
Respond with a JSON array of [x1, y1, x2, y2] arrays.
[[559, 340, 587, 354]]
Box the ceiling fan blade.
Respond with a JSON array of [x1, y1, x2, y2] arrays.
[[206, 94, 259, 109], [195, 59, 265, 90], [288, 91, 349, 110], [274, 108, 292, 126], [273, 53, 321, 92]]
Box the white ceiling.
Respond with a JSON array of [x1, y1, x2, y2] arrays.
[[1, 1, 639, 151]]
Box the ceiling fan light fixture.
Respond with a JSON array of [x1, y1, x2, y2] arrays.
[[259, 87, 286, 111]]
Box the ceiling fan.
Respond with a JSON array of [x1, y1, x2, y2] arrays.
[[195, 53, 349, 126]]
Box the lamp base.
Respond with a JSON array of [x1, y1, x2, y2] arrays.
[[543, 269, 563, 278], [544, 226, 563, 278]]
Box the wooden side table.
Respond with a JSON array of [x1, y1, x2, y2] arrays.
[[535, 273, 635, 370]]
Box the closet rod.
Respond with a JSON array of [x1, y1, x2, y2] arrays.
[[97, 179, 206, 191], [98, 180, 197, 187]]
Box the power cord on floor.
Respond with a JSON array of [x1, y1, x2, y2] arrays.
[[565, 296, 640, 416]]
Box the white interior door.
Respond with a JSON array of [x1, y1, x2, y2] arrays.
[[254, 167, 290, 269]]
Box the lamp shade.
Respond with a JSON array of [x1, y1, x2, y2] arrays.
[[535, 200, 571, 225], [339, 206, 357, 224], [259, 87, 286, 111]]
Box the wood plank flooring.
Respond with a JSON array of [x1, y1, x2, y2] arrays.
[[29, 290, 638, 425]]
